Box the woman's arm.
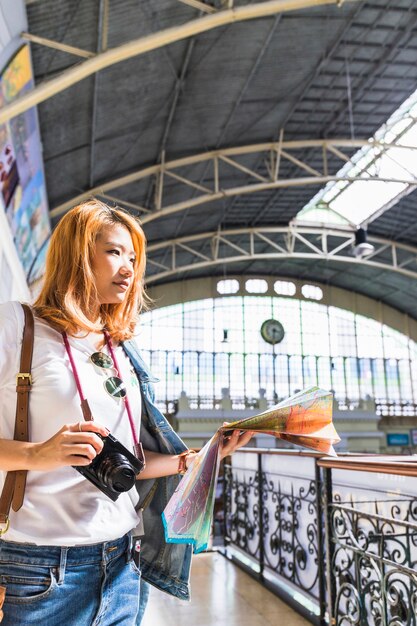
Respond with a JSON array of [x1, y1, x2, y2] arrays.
[[0, 439, 38, 471], [138, 428, 254, 480], [0, 421, 108, 472], [138, 450, 184, 480]]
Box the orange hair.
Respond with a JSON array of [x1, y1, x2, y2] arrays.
[[33, 199, 147, 342]]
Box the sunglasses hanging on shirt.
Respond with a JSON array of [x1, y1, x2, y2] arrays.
[[90, 351, 127, 399]]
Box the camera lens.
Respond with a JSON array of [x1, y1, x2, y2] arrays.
[[96, 453, 136, 493]]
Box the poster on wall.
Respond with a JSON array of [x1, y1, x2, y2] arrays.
[[0, 44, 50, 285]]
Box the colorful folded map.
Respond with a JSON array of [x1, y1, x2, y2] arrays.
[[162, 386, 339, 553]]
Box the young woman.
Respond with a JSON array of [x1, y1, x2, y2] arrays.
[[0, 200, 252, 625]]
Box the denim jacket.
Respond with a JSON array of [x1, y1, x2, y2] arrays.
[[122, 340, 192, 601]]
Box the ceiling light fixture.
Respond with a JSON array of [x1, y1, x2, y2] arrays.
[[354, 227, 375, 258]]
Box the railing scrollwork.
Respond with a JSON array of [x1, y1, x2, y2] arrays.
[[223, 451, 417, 626]]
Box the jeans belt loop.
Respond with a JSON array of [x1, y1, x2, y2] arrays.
[[58, 547, 68, 585]]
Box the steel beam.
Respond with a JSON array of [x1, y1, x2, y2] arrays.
[[21, 32, 95, 59], [145, 38, 196, 209], [0, 0, 360, 125], [145, 226, 417, 283], [177, 0, 217, 13], [50, 138, 417, 221], [89, 0, 109, 188]]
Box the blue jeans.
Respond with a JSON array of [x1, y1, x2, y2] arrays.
[[0, 533, 140, 625], [136, 581, 150, 625]]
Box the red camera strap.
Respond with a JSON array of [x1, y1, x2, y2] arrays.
[[62, 332, 144, 462]]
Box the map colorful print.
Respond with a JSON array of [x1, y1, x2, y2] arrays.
[[162, 386, 340, 553]]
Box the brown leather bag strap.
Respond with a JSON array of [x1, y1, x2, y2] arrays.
[[0, 304, 34, 531]]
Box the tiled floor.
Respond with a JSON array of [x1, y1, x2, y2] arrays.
[[142, 551, 311, 626]]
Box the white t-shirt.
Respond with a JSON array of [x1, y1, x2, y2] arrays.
[[0, 301, 142, 546]]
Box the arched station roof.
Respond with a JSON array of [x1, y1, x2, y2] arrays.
[[22, 0, 417, 317]]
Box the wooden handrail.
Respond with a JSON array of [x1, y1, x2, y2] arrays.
[[233, 448, 380, 458], [232, 448, 417, 476], [318, 455, 417, 477]]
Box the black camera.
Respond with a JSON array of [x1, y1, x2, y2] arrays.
[[74, 433, 144, 502]]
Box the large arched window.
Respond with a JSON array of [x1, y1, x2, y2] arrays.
[[136, 296, 416, 411]]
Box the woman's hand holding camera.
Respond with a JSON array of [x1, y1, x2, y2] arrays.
[[29, 421, 109, 471]]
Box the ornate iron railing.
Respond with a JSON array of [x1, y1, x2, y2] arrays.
[[222, 450, 417, 626], [321, 457, 417, 626]]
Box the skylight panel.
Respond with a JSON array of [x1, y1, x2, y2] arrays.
[[296, 87, 417, 227], [329, 180, 406, 225]]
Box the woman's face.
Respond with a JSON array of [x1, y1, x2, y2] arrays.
[[91, 223, 136, 305]]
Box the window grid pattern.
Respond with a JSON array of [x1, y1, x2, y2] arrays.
[[136, 297, 417, 410]]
